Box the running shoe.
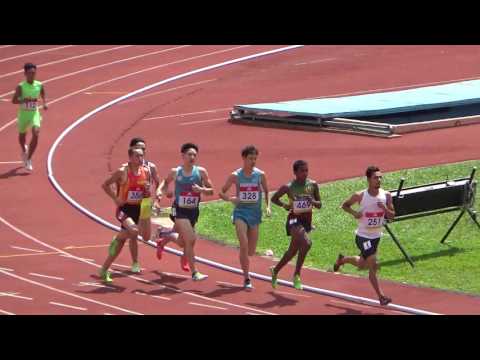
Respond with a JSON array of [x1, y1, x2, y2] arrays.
[[156, 238, 166, 260], [99, 268, 113, 283], [131, 262, 141, 273], [25, 159, 33, 172], [192, 271, 208, 281], [270, 266, 278, 289], [180, 254, 190, 272], [293, 274, 303, 290], [333, 253, 344, 272], [244, 278, 253, 290], [379, 295, 392, 306]]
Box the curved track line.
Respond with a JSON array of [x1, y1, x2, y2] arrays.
[[0, 46, 246, 133], [0, 45, 134, 80], [0, 45, 74, 63], [44, 44, 438, 315]]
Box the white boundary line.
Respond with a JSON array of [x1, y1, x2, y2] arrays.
[[45, 45, 442, 316], [188, 302, 228, 311], [0, 45, 74, 63], [0, 45, 15, 50], [0, 267, 14, 271], [0, 45, 133, 79], [29, 272, 64, 281], [144, 107, 232, 121], [49, 301, 87, 311], [179, 117, 226, 126], [11, 246, 45, 253], [0, 161, 22, 165], [0, 292, 33, 300], [0, 309, 15, 315]]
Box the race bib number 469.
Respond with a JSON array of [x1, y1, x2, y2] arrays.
[[239, 183, 259, 203], [179, 191, 200, 208], [293, 196, 312, 214]]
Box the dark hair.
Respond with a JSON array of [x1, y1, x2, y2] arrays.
[[366, 165, 380, 178], [128, 147, 143, 157], [293, 160, 308, 172], [241, 145, 258, 158], [24, 63, 36, 72], [129, 137, 146, 147], [181, 142, 198, 154]]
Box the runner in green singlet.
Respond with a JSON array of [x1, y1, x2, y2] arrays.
[[11, 63, 48, 172]]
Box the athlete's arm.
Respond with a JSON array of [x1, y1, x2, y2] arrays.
[[311, 182, 322, 209], [271, 185, 291, 211], [102, 169, 125, 207], [260, 172, 272, 216], [158, 168, 176, 199], [194, 167, 214, 196], [219, 173, 239, 204], [341, 192, 363, 219], [378, 192, 395, 219], [40, 85, 48, 110], [149, 163, 161, 193], [11, 85, 23, 104]]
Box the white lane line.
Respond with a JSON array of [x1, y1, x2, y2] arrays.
[[0, 267, 14, 271], [0, 292, 33, 300], [0, 45, 15, 49], [330, 299, 397, 313], [144, 107, 232, 121], [0, 45, 190, 98], [152, 295, 171, 301], [294, 57, 337, 66], [0, 46, 246, 133], [49, 302, 87, 311], [104, 313, 114, 315], [216, 281, 242, 288], [0, 309, 15, 315], [112, 262, 145, 271], [0, 161, 23, 164], [162, 272, 190, 279], [188, 302, 228, 311], [274, 290, 311, 298], [179, 117, 226, 126], [0, 45, 74, 63], [0, 267, 143, 315], [10, 246, 45, 253], [120, 78, 217, 105], [245, 312, 262, 315], [77, 282, 110, 288], [60, 254, 95, 262], [0, 45, 133, 79], [29, 273, 64, 281]]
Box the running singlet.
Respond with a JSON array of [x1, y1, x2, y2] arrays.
[[18, 80, 42, 112], [174, 166, 202, 209], [234, 167, 263, 207], [118, 166, 150, 205], [356, 189, 387, 239], [287, 179, 316, 215]]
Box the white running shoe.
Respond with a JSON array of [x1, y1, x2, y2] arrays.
[[192, 271, 208, 281], [25, 159, 33, 171], [244, 278, 253, 290]]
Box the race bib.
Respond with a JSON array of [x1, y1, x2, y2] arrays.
[[364, 211, 385, 229], [22, 99, 38, 111], [179, 191, 200, 208], [293, 196, 312, 214], [127, 190, 144, 202], [363, 240, 372, 250], [239, 183, 259, 203]]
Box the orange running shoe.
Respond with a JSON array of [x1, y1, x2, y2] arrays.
[[180, 254, 190, 272]]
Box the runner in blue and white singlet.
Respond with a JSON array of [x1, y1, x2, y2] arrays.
[[220, 145, 271, 289]]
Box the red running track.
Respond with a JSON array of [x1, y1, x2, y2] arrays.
[[1, 45, 480, 315]]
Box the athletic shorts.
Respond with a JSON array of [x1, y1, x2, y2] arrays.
[[169, 202, 199, 228], [355, 235, 380, 259], [17, 110, 41, 134], [286, 212, 312, 236], [116, 204, 141, 229], [232, 207, 262, 228]]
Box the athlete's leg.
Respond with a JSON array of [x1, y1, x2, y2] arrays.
[[365, 254, 390, 304], [293, 227, 312, 276], [18, 132, 27, 154], [27, 126, 40, 160], [175, 218, 197, 273], [272, 232, 300, 275], [235, 219, 251, 280], [247, 224, 259, 257], [100, 229, 129, 272]]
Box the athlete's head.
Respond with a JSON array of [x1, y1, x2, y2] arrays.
[[181, 142, 198, 165], [293, 160, 308, 182], [366, 165, 382, 189], [128, 147, 144, 166], [24, 63, 37, 83], [129, 137, 146, 151], [241, 145, 258, 169]]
